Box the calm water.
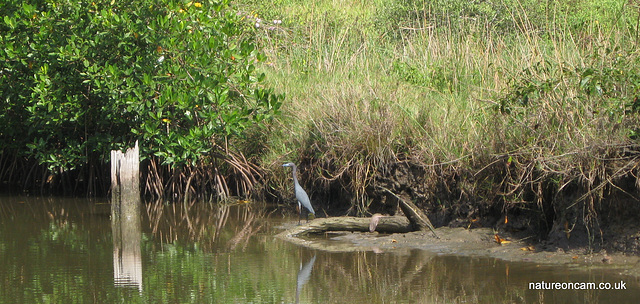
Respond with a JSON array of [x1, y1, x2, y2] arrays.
[[1, 196, 639, 303]]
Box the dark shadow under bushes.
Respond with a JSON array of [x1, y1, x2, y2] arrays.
[[140, 147, 263, 201], [0, 151, 110, 196], [0, 146, 263, 200]]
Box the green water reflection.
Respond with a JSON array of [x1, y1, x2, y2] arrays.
[[1, 196, 639, 303]]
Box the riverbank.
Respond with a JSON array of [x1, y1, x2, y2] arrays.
[[278, 223, 640, 278], [365, 156, 640, 255], [241, 0, 640, 255]]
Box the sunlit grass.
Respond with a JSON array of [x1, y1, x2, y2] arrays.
[[239, 0, 640, 210]]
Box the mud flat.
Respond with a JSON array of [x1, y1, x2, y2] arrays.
[[278, 225, 640, 278]]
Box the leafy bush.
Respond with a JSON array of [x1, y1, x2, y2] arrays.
[[498, 49, 640, 122], [0, 0, 282, 195]]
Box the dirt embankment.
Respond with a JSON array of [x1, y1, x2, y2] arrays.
[[277, 219, 640, 277], [324, 227, 640, 277], [362, 156, 640, 256]]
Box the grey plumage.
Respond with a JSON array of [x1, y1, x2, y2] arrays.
[[282, 163, 315, 222]]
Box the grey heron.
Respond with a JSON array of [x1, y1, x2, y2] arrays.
[[282, 162, 315, 223]]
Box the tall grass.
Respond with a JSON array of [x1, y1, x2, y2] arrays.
[[239, 0, 640, 216]]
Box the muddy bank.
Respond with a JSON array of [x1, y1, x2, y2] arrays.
[[278, 224, 640, 278], [360, 155, 640, 256]]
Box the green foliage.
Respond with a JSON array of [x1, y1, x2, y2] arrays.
[[240, 0, 640, 213], [375, 0, 634, 39], [574, 49, 640, 117], [0, 0, 282, 173], [392, 60, 458, 92], [375, 0, 537, 37], [497, 60, 559, 114], [498, 48, 640, 126]]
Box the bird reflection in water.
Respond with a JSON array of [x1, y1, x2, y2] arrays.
[[295, 254, 317, 304]]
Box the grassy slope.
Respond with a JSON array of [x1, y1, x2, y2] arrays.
[[239, 0, 640, 249]]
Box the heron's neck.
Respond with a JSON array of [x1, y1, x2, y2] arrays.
[[291, 168, 299, 184]]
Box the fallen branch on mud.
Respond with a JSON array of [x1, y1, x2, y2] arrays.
[[378, 186, 438, 237], [277, 216, 412, 239], [277, 187, 438, 243]]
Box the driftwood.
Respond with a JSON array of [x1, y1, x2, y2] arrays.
[[277, 216, 412, 239], [278, 187, 439, 242], [379, 186, 438, 238]]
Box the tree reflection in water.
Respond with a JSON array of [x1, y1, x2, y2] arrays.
[[144, 199, 268, 252]]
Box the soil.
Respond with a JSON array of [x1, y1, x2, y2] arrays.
[[292, 226, 640, 278], [360, 159, 640, 257], [293, 153, 640, 273]]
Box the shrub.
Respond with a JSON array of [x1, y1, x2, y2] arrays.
[[0, 0, 282, 196]]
